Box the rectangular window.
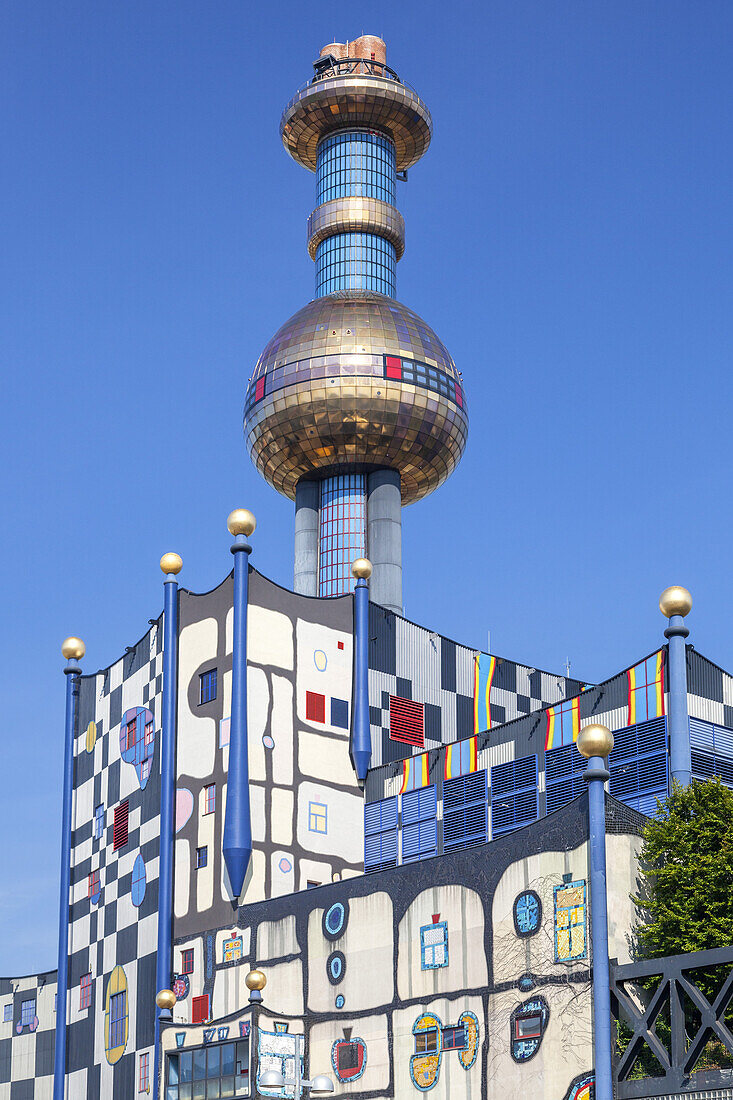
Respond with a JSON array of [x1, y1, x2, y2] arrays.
[[196, 846, 208, 869], [126, 716, 137, 750], [139, 1051, 150, 1092], [415, 1029, 438, 1055], [144, 720, 154, 747], [109, 991, 126, 1048], [443, 771, 487, 851], [191, 994, 209, 1024], [204, 784, 216, 815], [20, 999, 35, 1027], [401, 785, 437, 862], [94, 803, 104, 841], [389, 695, 424, 747], [3, 1004, 11, 1022], [364, 796, 398, 873], [166, 1040, 249, 1098], [490, 755, 538, 836], [554, 880, 587, 961], [308, 801, 328, 834], [181, 949, 194, 975], [80, 973, 92, 1010], [442, 1025, 468, 1051], [223, 937, 242, 963], [113, 801, 129, 851], [88, 869, 100, 898], [307, 880, 321, 889], [306, 691, 326, 723], [199, 668, 217, 705], [331, 696, 349, 729], [515, 1014, 542, 1040], [420, 921, 449, 969], [337, 1043, 361, 1072]]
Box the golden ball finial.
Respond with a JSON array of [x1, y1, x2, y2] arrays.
[[227, 509, 256, 537], [160, 552, 183, 576], [351, 557, 373, 581], [577, 723, 614, 760], [659, 585, 692, 619], [245, 969, 267, 992], [61, 637, 85, 661], [155, 988, 176, 1011]]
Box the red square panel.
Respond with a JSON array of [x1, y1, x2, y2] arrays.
[[337, 641, 344, 650], [385, 356, 402, 379], [191, 995, 209, 1024]]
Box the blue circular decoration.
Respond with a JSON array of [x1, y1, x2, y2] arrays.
[[518, 974, 536, 992], [131, 854, 146, 908], [327, 951, 346, 985], [513, 890, 542, 937], [323, 901, 348, 941], [262, 735, 275, 750], [335, 995, 345, 1009], [314, 649, 328, 672]]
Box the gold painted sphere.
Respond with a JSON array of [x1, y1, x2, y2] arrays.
[[351, 557, 373, 580], [155, 989, 176, 1011], [160, 552, 183, 576], [577, 723, 614, 760], [61, 637, 85, 660], [245, 969, 267, 992], [659, 585, 692, 619], [227, 509, 257, 537]]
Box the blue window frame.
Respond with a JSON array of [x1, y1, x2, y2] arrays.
[[94, 803, 104, 841], [109, 991, 126, 1049], [3, 1004, 11, 1022], [308, 801, 328, 834], [609, 716, 668, 815], [21, 999, 35, 1026], [443, 770, 487, 850], [491, 755, 538, 836], [364, 796, 397, 872], [196, 846, 208, 869], [199, 669, 217, 705], [420, 921, 448, 969], [401, 785, 437, 862]]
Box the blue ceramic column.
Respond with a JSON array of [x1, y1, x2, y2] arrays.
[[350, 557, 373, 781], [659, 586, 693, 788], [54, 637, 85, 1100], [578, 723, 615, 1100], [223, 509, 256, 900], [154, 551, 183, 1095]]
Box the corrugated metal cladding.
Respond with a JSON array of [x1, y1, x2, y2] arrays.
[[396, 617, 443, 706], [456, 645, 474, 696], [687, 649, 724, 703]]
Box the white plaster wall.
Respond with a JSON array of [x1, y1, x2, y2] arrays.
[[245, 604, 294, 670], [309, 1013, 390, 1093], [607, 832, 643, 964], [296, 781, 363, 864], [257, 914, 299, 961], [308, 893, 394, 1012], [271, 674, 294, 786], [196, 786, 216, 913], [298, 729, 355, 785], [296, 619, 352, 736], [257, 959, 304, 1017], [397, 886, 487, 1001]]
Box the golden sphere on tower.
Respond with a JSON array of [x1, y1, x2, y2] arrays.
[[659, 585, 692, 619], [351, 558, 373, 580], [245, 969, 267, 992], [61, 637, 85, 660], [227, 509, 257, 537], [160, 552, 183, 576], [155, 989, 176, 1011], [577, 723, 614, 760]]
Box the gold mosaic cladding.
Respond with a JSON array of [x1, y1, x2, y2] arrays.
[[244, 292, 468, 505], [307, 198, 405, 260], [280, 76, 432, 173]]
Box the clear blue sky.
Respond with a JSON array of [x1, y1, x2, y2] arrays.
[[2, 1, 732, 974]]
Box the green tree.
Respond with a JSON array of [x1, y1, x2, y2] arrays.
[[633, 777, 733, 961]]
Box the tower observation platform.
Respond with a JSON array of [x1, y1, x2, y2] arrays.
[[243, 36, 468, 613]]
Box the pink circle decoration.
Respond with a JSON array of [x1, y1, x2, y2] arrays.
[[175, 788, 194, 833], [278, 857, 293, 874]]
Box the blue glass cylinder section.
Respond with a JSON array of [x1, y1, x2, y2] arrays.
[[316, 130, 396, 204], [319, 474, 366, 598], [315, 232, 396, 297]]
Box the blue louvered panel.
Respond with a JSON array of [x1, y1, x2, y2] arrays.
[[443, 772, 487, 851], [690, 717, 714, 750], [608, 717, 668, 814], [490, 755, 538, 836], [692, 748, 733, 787], [545, 743, 585, 814], [364, 796, 398, 872], [402, 785, 437, 825], [402, 818, 437, 862]]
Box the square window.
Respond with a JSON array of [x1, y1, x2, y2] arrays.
[[204, 784, 216, 815], [337, 1043, 360, 1072], [306, 691, 326, 723], [415, 1029, 438, 1055], [181, 949, 194, 975], [191, 994, 209, 1024], [139, 1051, 150, 1092], [442, 1025, 468, 1051], [331, 697, 349, 729], [80, 973, 92, 1010], [3, 1004, 12, 1022], [20, 1000, 35, 1027], [199, 669, 217, 705], [196, 846, 208, 869], [308, 802, 328, 834], [113, 801, 129, 851]]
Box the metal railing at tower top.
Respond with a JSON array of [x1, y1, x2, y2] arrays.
[[312, 55, 402, 83]]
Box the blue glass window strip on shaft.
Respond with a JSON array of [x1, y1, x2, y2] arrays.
[[491, 755, 538, 836], [316, 130, 396, 205], [315, 233, 396, 298], [319, 474, 366, 598]]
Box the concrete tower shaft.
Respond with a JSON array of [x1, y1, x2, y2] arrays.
[[244, 39, 468, 612]]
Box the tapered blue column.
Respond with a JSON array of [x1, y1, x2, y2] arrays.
[[578, 723, 615, 1100], [660, 586, 693, 788], [223, 510, 256, 900], [54, 637, 84, 1100], [350, 557, 372, 781], [154, 552, 182, 1097]]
